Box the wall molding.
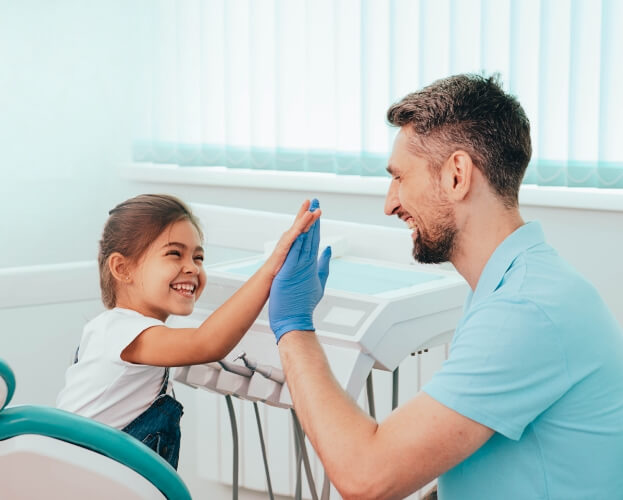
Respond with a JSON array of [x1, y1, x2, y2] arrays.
[[0, 261, 100, 309], [123, 163, 623, 212]]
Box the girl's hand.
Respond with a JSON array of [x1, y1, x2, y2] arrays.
[[263, 199, 321, 278]]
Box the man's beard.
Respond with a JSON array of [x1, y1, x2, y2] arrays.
[[412, 207, 457, 264]]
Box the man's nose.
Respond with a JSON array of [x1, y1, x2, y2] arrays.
[[384, 181, 400, 216]]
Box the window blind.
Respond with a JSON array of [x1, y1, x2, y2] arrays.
[[134, 0, 623, 188]]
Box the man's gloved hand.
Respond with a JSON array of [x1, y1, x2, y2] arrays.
[[269, 199, 331, 343]]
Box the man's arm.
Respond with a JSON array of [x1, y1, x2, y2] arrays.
[[279, 331, 494, 500]]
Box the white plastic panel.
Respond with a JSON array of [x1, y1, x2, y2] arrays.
[[0, 434, 165, 499]]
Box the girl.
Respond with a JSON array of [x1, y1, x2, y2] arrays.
[[56, 194, 320, 469]]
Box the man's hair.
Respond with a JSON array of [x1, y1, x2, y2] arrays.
[[98, 193, 203, 309], [387, 74, 532, 207]]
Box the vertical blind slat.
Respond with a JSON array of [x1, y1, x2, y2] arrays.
[[509, 0, 541, 184], [598, 0, 623, 188], [536, 0, 571, 186]]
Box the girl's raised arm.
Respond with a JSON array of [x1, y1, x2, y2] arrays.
[[121, 199, 321, 366]]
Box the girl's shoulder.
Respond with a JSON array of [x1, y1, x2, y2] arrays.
[[88, 307, 153, 326], [81, 308, 164, 361], [84, 307, 164, 336]]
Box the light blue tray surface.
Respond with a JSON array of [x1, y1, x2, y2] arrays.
[[206, 245, 259, 265], [224, 258, 442, 295]]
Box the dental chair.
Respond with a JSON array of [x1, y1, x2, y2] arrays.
[[0, 358, 191, 500]]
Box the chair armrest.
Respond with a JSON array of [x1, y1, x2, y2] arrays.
[[0, 405, 191, 500], [0, 359, 16, 410]]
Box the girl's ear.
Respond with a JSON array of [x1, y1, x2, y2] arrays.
[[108, 252, 132, 283]]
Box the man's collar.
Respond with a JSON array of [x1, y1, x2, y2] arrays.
[[468, 221, 545, 309]]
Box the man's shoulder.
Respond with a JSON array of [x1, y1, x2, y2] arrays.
[[461, 293, 554, 343], [508, 241, 575, 282], [497, 243, 599, 312], [462, 248, 621, 353]]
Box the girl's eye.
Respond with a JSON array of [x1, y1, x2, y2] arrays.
[[166, 250, 181, 257], [194, 255, 204, 262]]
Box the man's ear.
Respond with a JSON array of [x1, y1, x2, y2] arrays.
[[441, 150, 473, 201], [108, 252, 132, 283]]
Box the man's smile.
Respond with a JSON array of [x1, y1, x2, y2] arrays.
[[399, 213, 419, 239]]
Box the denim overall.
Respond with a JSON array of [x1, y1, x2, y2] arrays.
[[121, 368, 184, 469], [73, 346, 184, 469]]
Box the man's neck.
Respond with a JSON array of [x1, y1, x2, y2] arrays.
[[451, 207, 524, 291]]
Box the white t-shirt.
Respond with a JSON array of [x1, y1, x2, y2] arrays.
[[56, 307, 170, 429]]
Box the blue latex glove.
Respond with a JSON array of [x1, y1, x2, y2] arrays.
[[269, 199, 331, 343]]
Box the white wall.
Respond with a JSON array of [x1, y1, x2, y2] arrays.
[[0, 0, 150, 268]]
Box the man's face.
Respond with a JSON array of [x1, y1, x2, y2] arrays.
[[384, 128, 457, 264]]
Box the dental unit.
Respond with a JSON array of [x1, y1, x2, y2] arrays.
[[171, 203, 468, 499]]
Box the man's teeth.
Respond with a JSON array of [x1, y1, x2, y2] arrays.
[[406, 219, 417, 230]]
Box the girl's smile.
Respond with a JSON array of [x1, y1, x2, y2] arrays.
[[170, 281, 198, 297]]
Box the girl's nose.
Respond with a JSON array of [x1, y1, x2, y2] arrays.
[[183, 259, 201, 274]]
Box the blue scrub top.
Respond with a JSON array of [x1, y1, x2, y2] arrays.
[[424, 222, 623, 499]]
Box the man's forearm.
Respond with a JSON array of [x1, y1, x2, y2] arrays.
[[278, 331, 379, 498]]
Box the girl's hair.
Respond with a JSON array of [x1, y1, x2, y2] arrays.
[[98, 194, 204, 309]]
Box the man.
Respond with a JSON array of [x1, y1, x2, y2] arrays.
[[268, 74, 623, 499]]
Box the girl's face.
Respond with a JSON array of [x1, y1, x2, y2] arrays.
[[126, 219, 206, 322]]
